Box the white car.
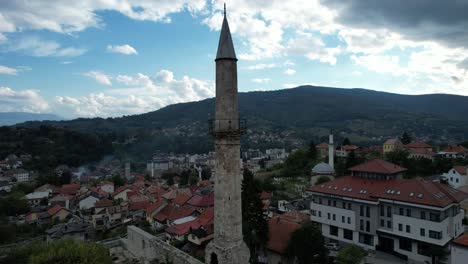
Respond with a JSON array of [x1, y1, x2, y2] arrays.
[[326, 243, 339, 251]]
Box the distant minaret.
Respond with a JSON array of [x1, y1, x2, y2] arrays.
[[125, 162, 131, 180], [329, 131, 334, 170], [205, 4, 250, 264]]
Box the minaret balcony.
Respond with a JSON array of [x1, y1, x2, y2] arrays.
[[209, 119, 246, 137]]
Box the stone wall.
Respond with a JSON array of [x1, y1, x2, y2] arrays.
[[126, 225, 203, 264]]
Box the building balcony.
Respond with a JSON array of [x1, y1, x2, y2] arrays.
[[208, 119, 246, 137]]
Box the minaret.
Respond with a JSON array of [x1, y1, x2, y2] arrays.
[[329, 131, 334, 170], [205, 4, 250, 264]]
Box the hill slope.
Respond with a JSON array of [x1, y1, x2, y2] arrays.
[[0, 112, 62, 126], [17, 86, 468, 155]]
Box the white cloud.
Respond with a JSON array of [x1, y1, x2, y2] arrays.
[[351, 54, 405, 76], [284, 69, 296, 75], [244, 63, 276, 70], [252, 78, 270, 83], [9, 36, 86, 57], [84, 71, 112, 86], [0, 1, 206, 35], [106, 44, 138, 55], [0, 65, 18, 75], [56, 69, 214, 117], [0, 87, 49, 112]]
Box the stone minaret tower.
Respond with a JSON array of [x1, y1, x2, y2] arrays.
[[329, 131, 334, 170], [205, 5, 250, 264]]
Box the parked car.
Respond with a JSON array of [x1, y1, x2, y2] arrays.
[[325, 243, 339, 251]]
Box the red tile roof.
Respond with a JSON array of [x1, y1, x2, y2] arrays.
[[259, 191, 273, 200], [58, 183, 80, 195], [164, 208, 214, 236], [405, 141, 432, 149], [348, 159, 407, 174], [453, 233, 468, 248], [146, 200, 167, 215], [443, 145, 468, 153], [187, 192, 214, 207], [316, 143, 328, 149], [341, 145, 359, 151], [47, 205, 69, 216], [407, 148, 436, 157], [154, 205, 196, 222], [49, 194, 74, 202], [127, 191, 148, 203], [95, 199, 113, 208], [148, 186, 168, 197], [307, 175, 468, 208], [266, 216, 301, 254], [173, 193, 192, 206], [129, 201, 151, 211], [454, 166, 467, 175]]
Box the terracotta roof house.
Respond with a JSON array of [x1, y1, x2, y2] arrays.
[[442, 166, 468, 188], [173, 193, 192, 207], [58, 183, 80, 196], [95, 199, 113, 208], [187, 192, 214, 209], [47, 205, 70, 221], [348, 159, 407, 179], [266, 216, 302, 264], [165, 208, 214, 241], [438, 145, 468, 159]]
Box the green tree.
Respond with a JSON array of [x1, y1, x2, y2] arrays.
[[401, 131, 412, 145], [308, 140, 317, 160], [285, 222, 328, 264], [242, 169, 268, 263], [385, 149, 409, 167], [336, 244, 364, 264], [201, 167, 212, 180], [342, 138, 351, 146], [315, 176, 331, 185], [110, 174, 125, 187]]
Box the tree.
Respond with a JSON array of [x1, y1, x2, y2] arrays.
[[1, 239, 112, 264], [336, 244, 364, 264], [285, 222, 328, 264], [110, 174, 125, 187], [401, 131, 412, 145], [385, 149, 409, 167], [201, 167, 212, 180], [308, 140, 317, 160], [342, 138, 351, 146], [242, 169, 268, 263], [315, 176, 331, 185]]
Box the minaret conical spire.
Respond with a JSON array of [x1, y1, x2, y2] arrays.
[[216, 4, 237, 61]]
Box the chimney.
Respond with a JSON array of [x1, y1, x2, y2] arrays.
[[328, 131, 334, 170]]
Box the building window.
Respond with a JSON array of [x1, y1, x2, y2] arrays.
[[398, 224, 403, 231], [406, 225, 411, 233], [420, 228, 425, 236], [342, 202, 346, 209], [430, 213, 440, 222], [342, 216, 345, 223], [311, 210, 316, 216], [380, 205, 384, 216], [406, 208, 411, 217], [429, 230, 442, 239], [347, 217, 351, 224], [420, 211, 426, 220], [344, 229, 353, 240], [360, 205, 364, 216], [318, 211, 322, 217], [360, 220, 364, 230], [318, 198, 322, 204], [328, 200, 331, 206], [380, 219, 385, 227], [399, 238, 412, 252], [456, 179, 459, 183], [399, 208, 404, 215], [387, 206, 392, 217], [359, 233, 373, 246], [330, 225, 338, 236], [333, 200, 337, 207], [366, 206, 370, 218], [348, 203, 351, 210], [327, 213, 330, 220], [387, 221, 392, 228], [333, 214, 336, 221], [366, 221, 370, 232]]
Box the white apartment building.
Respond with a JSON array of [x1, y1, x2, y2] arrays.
[[307, 159, 467, 264], [442, 166, 468, 188]]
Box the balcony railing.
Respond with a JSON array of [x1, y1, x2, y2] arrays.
[[208, 119, 247, 137]]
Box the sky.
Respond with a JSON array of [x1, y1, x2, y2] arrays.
[[1, 0, 468, 118]]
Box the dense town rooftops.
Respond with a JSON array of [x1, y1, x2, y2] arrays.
[[348, 159, 407, 175], [95, 199, 113, 208], [47, 205, 69, 216], [316, 143, 328, 149], [266, 213, 308, 254], [187, 192, 214, 207], [340, 145, 359, 151], [307, 175, 468, 208], [442, 144, 468, 153]]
